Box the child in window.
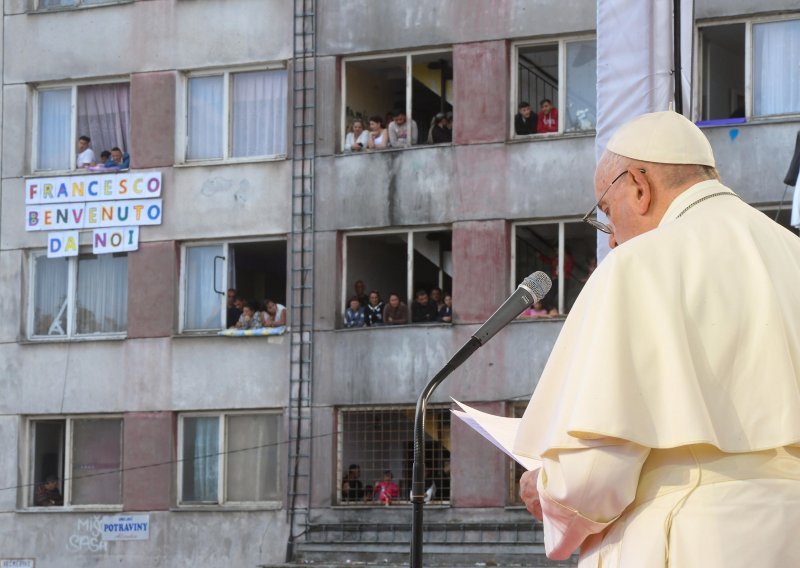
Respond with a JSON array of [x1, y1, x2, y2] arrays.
[[235, 301, 263, 330], [373, 470, 399, 506]]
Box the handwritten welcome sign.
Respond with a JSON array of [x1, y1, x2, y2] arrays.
[[25, 172, 161, 204]]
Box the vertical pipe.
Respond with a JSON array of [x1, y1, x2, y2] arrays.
[[673, 0, 684, 113]]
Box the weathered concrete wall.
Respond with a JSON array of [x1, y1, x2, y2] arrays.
[[453, 41, 509, 145], [0, 510, 289, 567], [127, 241, 178, 339], [123, 412, 173, 511], [130, 71, 176, 169], [317, 0, 596, 56], [0, 249, 22, 342], [3, 0, 293, 84], [0, 415, 17, 512]]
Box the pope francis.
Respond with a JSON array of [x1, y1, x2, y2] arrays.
[[514, 111, 800, 567]]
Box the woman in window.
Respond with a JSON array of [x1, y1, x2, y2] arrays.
[[364, 290, 385, 326], [366, 116, 388, 150], [344, 119, 368, 152], [261, 299, 287, 328]]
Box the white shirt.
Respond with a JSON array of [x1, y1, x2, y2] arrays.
[[76, 148, 95, 168]]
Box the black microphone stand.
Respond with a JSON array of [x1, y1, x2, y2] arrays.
[[409, 337, 481, 568]]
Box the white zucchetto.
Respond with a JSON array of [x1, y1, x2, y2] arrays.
[[606, 111, 716, 167]]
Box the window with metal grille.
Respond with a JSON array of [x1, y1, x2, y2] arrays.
[[337, 407, 450, 506], [508, 402, 529, 506]]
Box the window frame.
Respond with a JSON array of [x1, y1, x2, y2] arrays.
[[35, 0, 133, 12], [30, 77, 130, 174], [340, 48, 454, 153], [510, 35, 597, 139], [176, 410, 283, 509], [24, 414, 124, 512], [26, 250, 129, 341], [693, 14, 800, 122], [341, 225, 451, 326], [178, 237, 288, 335], [176, 64, 289, 166]]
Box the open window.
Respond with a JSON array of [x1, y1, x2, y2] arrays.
[[342, 50, 453, 151], [180, 239, 287, 333], [35, 82, 130, 172], [513, 220, 596, 316], [698, 24, 745, 121], [28, 416, 123, 508], [514, 39, 597, 136], [342, 228, 452, 326], [337, 406, 450, 505]]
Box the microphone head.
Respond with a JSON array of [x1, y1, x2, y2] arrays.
[[522, 271, 552, 301]]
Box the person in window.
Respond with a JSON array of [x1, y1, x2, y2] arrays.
[[353, 280, 369, 308], [514, 101, 537, 135], [430, 113, 452, 144], [537, 98, 558, 133], [383, 292, 408, 325], [226, 288, 241, 329], [106, 147, 130, 169], [344, 297, 366, 328], [388, 110, 418, 148], [344, 119, 369, 152], [411, 289, 438, 323], [76, 135, 96, 168], [364, 290, 385, 326], [519, 300, 550, 319], [261, 299, 287, 328], [366, 116, 388, 150], [437, 293, 453, 323], [34, 475, 63, 507], [430, 287, 444, 311], [373, 470, 400, 506], [99, 150, 111, 164], [341, 464, 365, 502], [235, 301, 262, 330]]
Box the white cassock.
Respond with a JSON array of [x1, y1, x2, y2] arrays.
[[514, 179, 800, 567]]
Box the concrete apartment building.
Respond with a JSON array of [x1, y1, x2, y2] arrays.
[[0, 0, 798, 566]]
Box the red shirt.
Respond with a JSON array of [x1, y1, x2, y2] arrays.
[[537, 108, 558, 133]]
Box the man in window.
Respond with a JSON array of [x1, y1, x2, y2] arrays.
[[388, 110, 418, 148], [411, 289, 437, 323], [34, 475, 63, 507], [514, 101, 537, 135], [537, 99, 558, 133], [108, 147, 130, 169], [76, 135, 95, 168], [515, 111, 800, 566]]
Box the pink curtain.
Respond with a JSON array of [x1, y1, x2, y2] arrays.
[[77, 83, 130, 157]]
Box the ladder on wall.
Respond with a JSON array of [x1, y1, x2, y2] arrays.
[[286, 0, 316, 562]]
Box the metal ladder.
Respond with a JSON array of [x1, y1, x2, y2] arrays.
[[286, 0, 316, 562]]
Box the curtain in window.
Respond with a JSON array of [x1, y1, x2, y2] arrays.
[[754, 20, 800, 116], [227, 414, 280, 502], [187, 76, 224, 160], [185, 245, 223, 330], [566, 40, 597, 132], [77, 84, 130, 160], [33, 256, 69, 336], [37, 89, 72, 171], [232, 69, 288, 157], [183, 417, 219, 502], [71, 419, 122, 505], [75, 254, 128, 334]]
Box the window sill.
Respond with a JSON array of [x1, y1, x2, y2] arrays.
[[31, 0, 133, 15], [336, 322, 454, 331], [336, 142, 453, 157], [25, 168, 131, 179], [21, 334, 127, 345], [174, 155, 288, 169], [333, 502, 450, 508], [511, 316, 566, 324], [174, 330, 288, 341], [18, 505, 123, 513], [171, 502, 282, 512], [508, 130, 596, 143], [696, 114, 800, 129]]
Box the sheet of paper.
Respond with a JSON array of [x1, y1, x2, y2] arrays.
[[451, 398, 541, 471]]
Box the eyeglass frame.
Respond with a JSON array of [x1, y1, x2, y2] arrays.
[[581, 168, 647, 234]]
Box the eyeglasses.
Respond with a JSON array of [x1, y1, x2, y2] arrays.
[[581, 168, 646, 234]]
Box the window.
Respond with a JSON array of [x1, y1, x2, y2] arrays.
[[342, 50, 453, 151], [513, 38, 597, 136], [178, 412, 282, 505], [28, 416, 123, 508], [29, 252, 128, 339], [337, 407, 450, 505], [342, 228, 452, 326], [512, 220, 596, 316], [180, 240, 287, 333], [183, 68, 288, 162], [38, 0, 126, 8], [35, 82, 130, 172], [698, 17, 800, 121], [508, 402, 527, 506]]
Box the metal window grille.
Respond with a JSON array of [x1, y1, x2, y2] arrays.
[[509, 402, 528, 506], [337, 406, 450, 506]]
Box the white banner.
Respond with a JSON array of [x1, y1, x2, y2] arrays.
[[93, 227, 139, 254], [26, 199, 163, 231], [47, 231, 79, 258], [101, 514, 150, 541], [26, 172, 161, 205]]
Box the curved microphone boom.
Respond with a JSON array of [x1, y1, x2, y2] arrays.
[[409, 271, 552, 568]]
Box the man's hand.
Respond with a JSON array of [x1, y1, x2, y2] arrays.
[[519, 469, 543, 521]]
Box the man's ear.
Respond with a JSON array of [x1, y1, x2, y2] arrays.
[[629, 167, 652, 215]]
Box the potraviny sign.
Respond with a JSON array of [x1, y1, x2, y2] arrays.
[[101, 514, 150, 541], [24, 172, 162, 257]]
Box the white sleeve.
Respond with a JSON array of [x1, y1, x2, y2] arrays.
[[537, 442, 650, 560], [344, 133, 353, 152]]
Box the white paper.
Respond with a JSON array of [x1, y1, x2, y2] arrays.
[[451, 399, 541, 471]]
